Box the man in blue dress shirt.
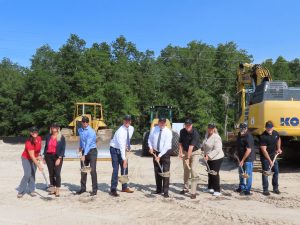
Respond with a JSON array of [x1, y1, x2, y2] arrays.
[[76, 116, 98, 196]]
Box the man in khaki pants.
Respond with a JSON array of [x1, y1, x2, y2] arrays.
[[179, 119, 201, 199]]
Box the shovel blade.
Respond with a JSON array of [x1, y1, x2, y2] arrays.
[[263, 170, 273, 176], [118, 175, 129, 184], [207, 170, 217, 176], [242, 173, 249, 178], [81, 167, 92, 173], [158, 171, 170, 177]]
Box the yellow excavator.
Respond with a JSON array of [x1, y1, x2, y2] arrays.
[[226, 63, 300, 166]]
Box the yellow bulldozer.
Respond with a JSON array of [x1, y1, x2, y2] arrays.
[[226, 63, 300, 166], [61, 102, 112, 143]]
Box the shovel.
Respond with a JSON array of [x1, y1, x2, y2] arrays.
[[37, 159, 49, 189], [41, 170, 49, 188], [151, 152, 170, 178], [181, 154, 191, 170], [78, 151, 91, 173], [234, 154, 249, 180], [118, 150, 130, 184], [263, 153, 279, 176], [202, 157, 217, 176]]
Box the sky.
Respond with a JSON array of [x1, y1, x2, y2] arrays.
[[0, 0, 299, 67]]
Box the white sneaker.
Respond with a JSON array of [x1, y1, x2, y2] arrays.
[[203, 188, 214, 194], [213, 192, 222, 196]]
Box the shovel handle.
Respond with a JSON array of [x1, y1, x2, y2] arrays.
[[41, 171, 49, 187], [269, 153, 280, 169], [151, 152, 164, 172]]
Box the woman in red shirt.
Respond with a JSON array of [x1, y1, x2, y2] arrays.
[[43, 123, 66, 197], [17, 126, 43, 198]]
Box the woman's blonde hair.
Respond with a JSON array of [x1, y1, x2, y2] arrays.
[[205, 127, 218, 138]]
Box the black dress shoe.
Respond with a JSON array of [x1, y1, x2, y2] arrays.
[[164, 193, 169, 198], [244, 191, 251, 196], [273, 190, 281, 194], [110, 191, 120, 197], [90, 191, 97, 196], [235, 187, 242, 193], [180, 189, 189, 195], [76, 189, 86, 195]]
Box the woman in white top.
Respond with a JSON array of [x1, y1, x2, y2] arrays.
[[202, 123, 224, 196]]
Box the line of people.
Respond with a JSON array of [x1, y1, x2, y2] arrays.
[[17, 115, 282, 199]]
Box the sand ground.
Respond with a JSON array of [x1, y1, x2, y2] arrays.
[[0, 142, 299, 225]]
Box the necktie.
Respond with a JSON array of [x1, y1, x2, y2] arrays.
[[126, 128, 131, 150], [157, 129, 162, 152]]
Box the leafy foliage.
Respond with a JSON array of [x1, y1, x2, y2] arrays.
[[1, 34, 299, 138]]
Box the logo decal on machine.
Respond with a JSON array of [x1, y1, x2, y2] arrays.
[[280, 117, 299, 126]]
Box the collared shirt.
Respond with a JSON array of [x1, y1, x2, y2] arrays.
[[148, 126, 172, 157], [21, 136, 42, 160], [260, 130, 280, 158], [179, 128, 201, 152], [78, 125, 97, 156], [110, 125, 134, 160]]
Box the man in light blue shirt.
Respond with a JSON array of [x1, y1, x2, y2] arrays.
[[76, 116, 98, 196]]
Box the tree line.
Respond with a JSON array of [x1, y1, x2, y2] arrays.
[[0, 34, 299, 138]]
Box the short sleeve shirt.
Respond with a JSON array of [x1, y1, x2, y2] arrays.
[[21, 136, 42, 160], [179, 128, 201, 152], [260, 130, 280, 158], [237, 132, 255, 162]]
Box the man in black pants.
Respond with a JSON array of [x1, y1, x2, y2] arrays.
[[148, 117, 173, 198], [260, 121, 282, 196], [76, 116, 98, 196]]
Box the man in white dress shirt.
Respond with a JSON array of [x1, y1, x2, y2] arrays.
[[109, 115, 134, 197], [148, 116, 173, 198]]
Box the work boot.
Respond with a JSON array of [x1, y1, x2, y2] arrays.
[[263, 191, 270, 196], [273, 189, 281, 195]]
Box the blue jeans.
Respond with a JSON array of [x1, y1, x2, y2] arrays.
[[110, 147, 128, 192], [261, 158, 279, 191], [238, 161, 253, 192], [18, 157, 37, 194]]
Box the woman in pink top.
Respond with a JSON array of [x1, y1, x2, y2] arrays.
[[43, 123, 66, 197]]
